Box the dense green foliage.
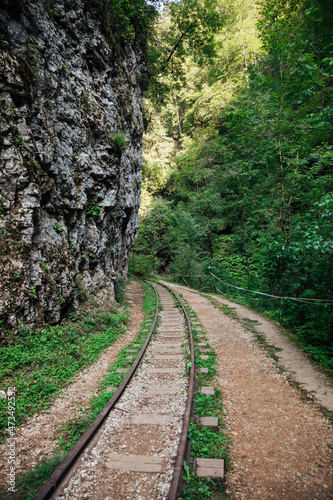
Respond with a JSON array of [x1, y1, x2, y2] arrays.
[[134, 0, 333, 369], [84, 0, 158, 43]]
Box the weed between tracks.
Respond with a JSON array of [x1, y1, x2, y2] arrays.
[[174, 294, 232, 500], [2, 281, 158, 500], [189, 390, 231, 464]]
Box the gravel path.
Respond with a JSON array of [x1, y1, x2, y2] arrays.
[[52, 284, 188, 500], [0, 281, 145, 489], [163, 281, 333, 500]]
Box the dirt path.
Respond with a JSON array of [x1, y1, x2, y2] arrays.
[[162, 281, 333, 499], [0, 281, 145, 487], [213, 294, 333, 411]]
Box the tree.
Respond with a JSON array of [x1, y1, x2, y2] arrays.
[[137, 0, 333, 368]]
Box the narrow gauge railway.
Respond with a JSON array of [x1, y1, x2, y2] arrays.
[[33, 282, 223, 499]]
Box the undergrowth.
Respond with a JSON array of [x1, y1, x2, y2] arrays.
[[9, 453, 65, 500], [0, 296, 128, 442], [8, 281, 157, 500]]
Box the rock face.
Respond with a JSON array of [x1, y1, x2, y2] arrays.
[[0, 0, 147, 328]]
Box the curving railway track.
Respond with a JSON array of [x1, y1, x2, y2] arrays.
[[32, 281, 223, 500], [6, 277, 333, 499]]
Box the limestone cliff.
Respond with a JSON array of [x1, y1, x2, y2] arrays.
[[0, 0, 149, 328]]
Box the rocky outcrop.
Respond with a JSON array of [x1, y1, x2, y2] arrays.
[[0, 0, 147, 328]]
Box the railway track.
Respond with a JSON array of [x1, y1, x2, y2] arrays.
[[33, 281, 223, 500]]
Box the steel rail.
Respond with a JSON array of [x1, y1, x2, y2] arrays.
[[33, 282, 159, 500], [160, 282, 196, 500]]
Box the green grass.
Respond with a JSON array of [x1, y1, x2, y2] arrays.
[[6, 281, 158, 500], [189, 391, 231, 464], [0, 298, 128, 441], [181, 389, 232, 499], [181, 387, 232, 499], [10, 453, 65, 500], [0, 297, 128, 442], [181, 467, 222, 500]]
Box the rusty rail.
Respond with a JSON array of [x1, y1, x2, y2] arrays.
[[33, 282, 159, 500], [161, 282, 196, 500]]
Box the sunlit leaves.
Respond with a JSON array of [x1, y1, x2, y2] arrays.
[[138, 0, 333, 351]]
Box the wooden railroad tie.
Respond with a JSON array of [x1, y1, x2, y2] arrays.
[[158, 336, 184, 341], [152, 343, 183, 348], [130, 414, 177, 425], [105, 453, 166, 473], [200, 386, 215, 396], [198, 367, 209, 373], [150, 368, 183, 374], [195, 458, 224, 479], [153, 354, 183, 359], [159, 330, 184, 334], [199, 416, 218, 429], [145, 386, 182, 395]]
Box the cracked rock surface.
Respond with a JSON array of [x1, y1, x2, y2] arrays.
[[0, 0, 147, 328]]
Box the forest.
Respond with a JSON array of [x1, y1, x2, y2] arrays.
[[0, 1, 332, 497], [132, 0, 333, 372]]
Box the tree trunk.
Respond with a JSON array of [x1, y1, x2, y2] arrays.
[[208, 230, 213, 258], [242, 208, 250, 281]]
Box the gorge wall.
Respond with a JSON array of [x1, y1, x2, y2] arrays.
[[0, 0, 148, 329]]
